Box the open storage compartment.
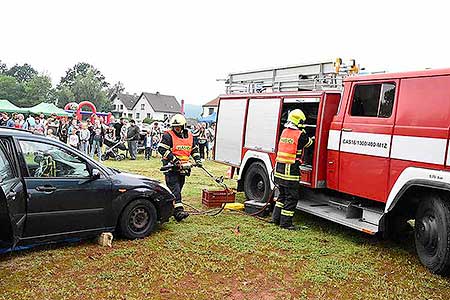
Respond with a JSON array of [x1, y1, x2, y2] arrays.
[[281, 97, 320, 187]]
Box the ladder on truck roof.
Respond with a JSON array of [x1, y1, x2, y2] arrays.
[[223, 59, 359, 94]]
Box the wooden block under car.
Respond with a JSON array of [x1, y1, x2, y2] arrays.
[[98, 232, 113, 247]]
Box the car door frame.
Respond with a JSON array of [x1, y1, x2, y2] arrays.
[[0, 136, 27, 248]]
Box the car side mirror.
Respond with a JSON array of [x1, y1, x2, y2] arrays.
[[91, 168, 101, 180]]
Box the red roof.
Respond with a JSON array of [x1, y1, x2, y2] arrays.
[[203, 97, 219, 107]]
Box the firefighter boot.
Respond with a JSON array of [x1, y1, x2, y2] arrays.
[[174, 208, 189, 222], [279, 209, 295, 229], [271, 201, 284, 225], [281, 224, 301, 231], [279, 186, 298, 229]]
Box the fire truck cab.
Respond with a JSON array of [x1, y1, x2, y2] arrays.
[[215, 63, 450, 275]]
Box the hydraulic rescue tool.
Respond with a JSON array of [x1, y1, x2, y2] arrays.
[[160, 162, 234, 215], [160, 162, 226, 188]]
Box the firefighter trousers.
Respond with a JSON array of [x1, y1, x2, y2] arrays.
[[165, 172, 186, 213], [272, 185, 299, 228]]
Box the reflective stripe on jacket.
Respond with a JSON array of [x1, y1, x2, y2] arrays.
[[168, 130, 193, 162], [274, 160, 301, 182]]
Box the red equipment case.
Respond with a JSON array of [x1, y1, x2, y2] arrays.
[[202, 189, 236, 208]]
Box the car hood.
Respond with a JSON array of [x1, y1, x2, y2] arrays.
[[110, 171, 161, 187]]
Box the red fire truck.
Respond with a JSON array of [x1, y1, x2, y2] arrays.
[[214, 60, 450, 275]]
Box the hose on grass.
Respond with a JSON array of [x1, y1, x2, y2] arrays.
[[184, 202, 226, 216], [182, 165, 229, 216]]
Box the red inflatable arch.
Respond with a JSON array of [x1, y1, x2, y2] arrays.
[[76, 101, 97, 121], [64, 102, 79, 111]]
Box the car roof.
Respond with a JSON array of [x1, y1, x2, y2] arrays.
[[0, 127, 57, 144], [0, 127, 35, 138]]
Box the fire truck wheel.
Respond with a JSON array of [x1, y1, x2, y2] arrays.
[[244, 162, 270, 203], [415, 195, 450, 275]]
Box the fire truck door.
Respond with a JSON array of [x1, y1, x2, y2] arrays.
[[338, 82, 397, 202]]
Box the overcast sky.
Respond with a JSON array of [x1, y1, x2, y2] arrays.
[[1, 0, 449, 105]]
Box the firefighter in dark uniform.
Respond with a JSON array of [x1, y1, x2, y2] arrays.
[[158, 114, 202, 222], [272, 109, 314, 230]]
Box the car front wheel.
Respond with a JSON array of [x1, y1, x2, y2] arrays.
[[119, 199, 157, 239], [415, 194, 450, 275]]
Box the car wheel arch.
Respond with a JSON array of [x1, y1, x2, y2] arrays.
[[113, 189, 161, 224]]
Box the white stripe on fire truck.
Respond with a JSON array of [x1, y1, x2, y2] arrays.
[[327, 130, 448, 165], [340, 131, 391, 158], [327, 130, 341, 151], [391, 135, 447, 165], [447, 147, 450, 166]]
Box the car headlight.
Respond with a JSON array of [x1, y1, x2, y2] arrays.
[[153, 183, 173, 197], [159, 184, 173, 194]]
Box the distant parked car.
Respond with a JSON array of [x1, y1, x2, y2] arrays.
[[0, 128, 174, 250]]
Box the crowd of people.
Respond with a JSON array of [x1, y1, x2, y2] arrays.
[[0, 112, 131, 161], [0, 112, 53, 133], [191, 122, 215, 160], [0, 111, 216, 162]]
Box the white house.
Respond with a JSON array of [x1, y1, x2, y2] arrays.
[[110, 93, 139, 119], [132, 92, 181, 122], [201, 97, 219, 117]]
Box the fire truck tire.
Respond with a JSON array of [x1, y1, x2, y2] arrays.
[[415, 195, 450, 275], [244, 162, 270, 203]]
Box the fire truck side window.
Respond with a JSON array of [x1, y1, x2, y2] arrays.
[[378, 83, 395, 117], [350, 83, 395, 118]]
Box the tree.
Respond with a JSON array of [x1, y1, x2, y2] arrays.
[[56, 63, 113, 111], [107, 81, 125, 98], [143, 117, 153, 124], [54, 86, 75, 108], [0, 75, 26, 105], [70, 70, 111, 111], [22, 74, 53, 107], [58, 62, 109, 89], [5, 63, 38, 83], [0, 60, 7, 74]]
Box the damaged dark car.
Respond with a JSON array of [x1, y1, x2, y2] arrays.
[[0, 128, 174, 250]]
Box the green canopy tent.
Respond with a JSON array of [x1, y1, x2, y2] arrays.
[[0, 99, 27, 113], [28, 102, 72, 117]]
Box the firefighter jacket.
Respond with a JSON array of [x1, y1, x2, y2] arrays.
[[158, 129, 200, 171], [274, 127, 313, 185]]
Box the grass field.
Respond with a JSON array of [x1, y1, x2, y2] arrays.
[[1, 156, 450, 299]]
